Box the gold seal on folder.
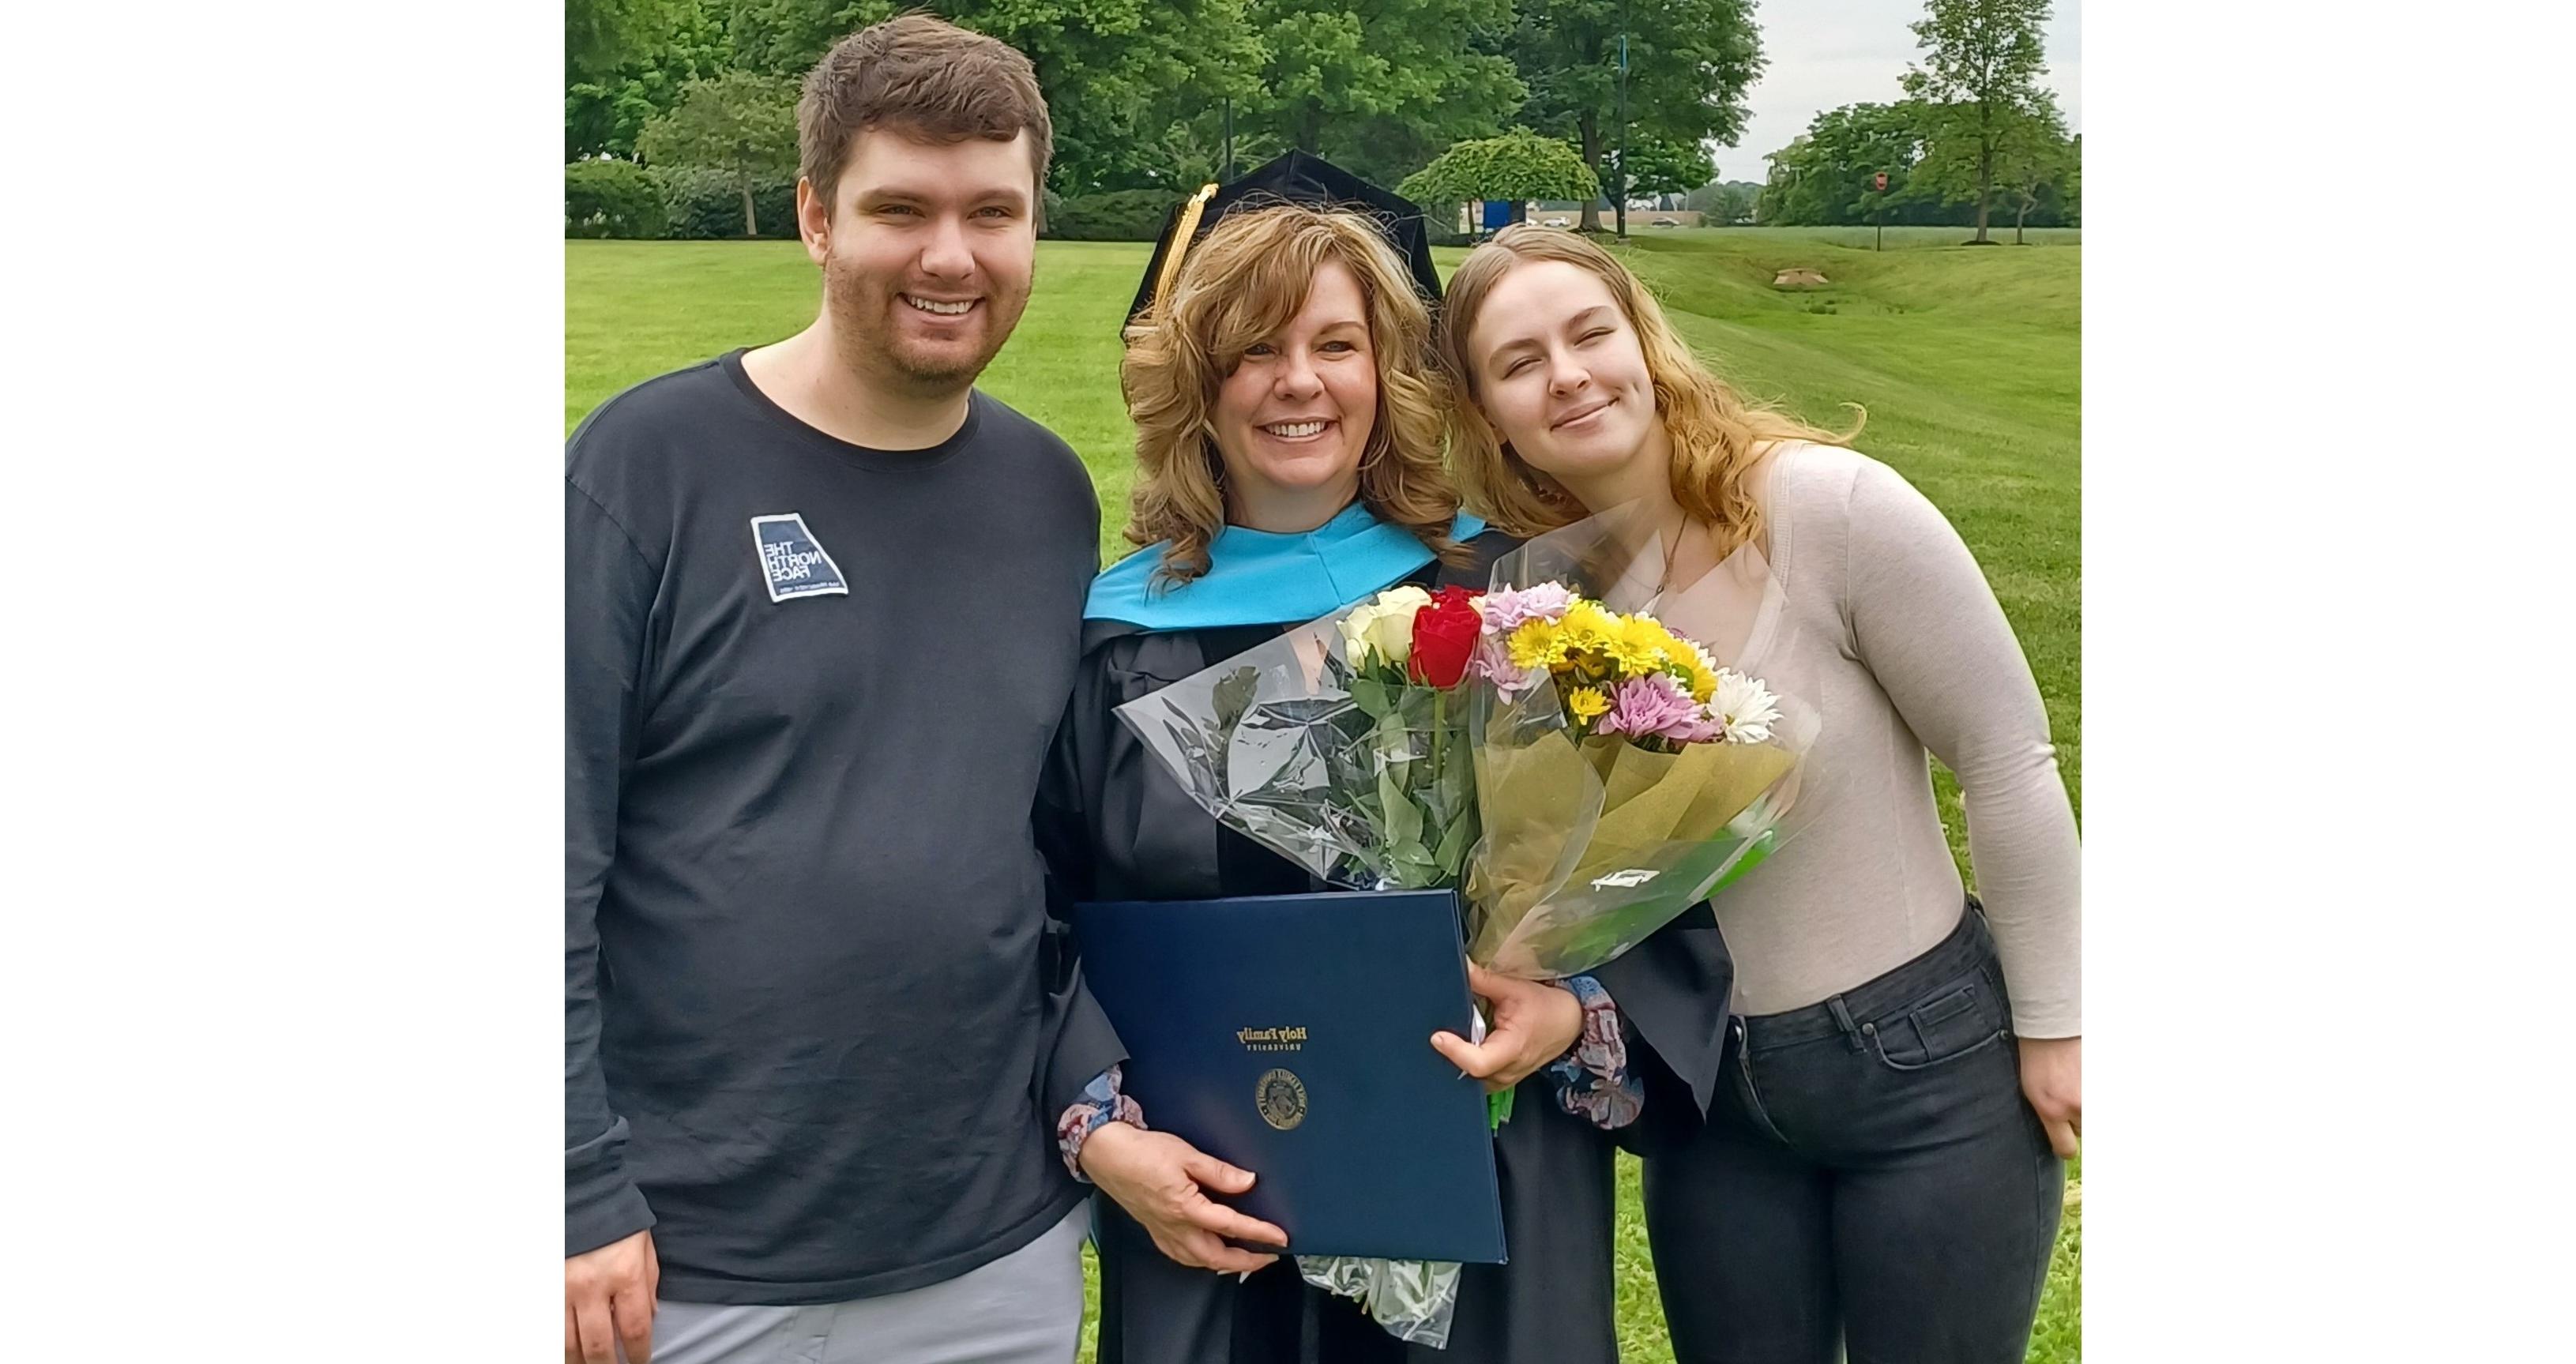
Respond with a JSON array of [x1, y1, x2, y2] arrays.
[[1256, 1068, 1308, 1131]]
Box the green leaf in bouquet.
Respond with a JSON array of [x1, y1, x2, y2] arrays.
[[1201, 665, 1260, 790], [1380, 729, 1420, 780], [1427, 745, 1476, 825], [1432, 806, 1479, 879], [1350, 678, 1393, 720], [1213, 666, 1257, 732], [1388, 841, 1442, 889], [1341, 785, 1386, 836], [1378, 765, 1423, 847]]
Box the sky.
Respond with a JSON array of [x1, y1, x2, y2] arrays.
[[1712, 0, 2082, 183]]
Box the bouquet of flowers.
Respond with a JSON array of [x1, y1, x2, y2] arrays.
[[1115, 581, 1487, 896], [1332, 583, 1487, 889], [1458, 580, 1802, 980]]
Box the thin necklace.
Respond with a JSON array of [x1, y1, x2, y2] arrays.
[[1653, 511, 1690, 600]]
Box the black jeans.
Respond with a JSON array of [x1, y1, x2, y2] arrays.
[[1641, 906, 2063, 1364]]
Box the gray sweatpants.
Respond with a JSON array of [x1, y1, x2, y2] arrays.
[[641, 1205, 1089, 1364]]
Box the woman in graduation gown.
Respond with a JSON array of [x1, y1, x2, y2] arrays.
[[1039, 190, 1736, 1364]]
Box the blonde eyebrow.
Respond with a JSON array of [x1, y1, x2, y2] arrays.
[[1487, 304, 1615, 372], [1484, 333, 1543, 371]]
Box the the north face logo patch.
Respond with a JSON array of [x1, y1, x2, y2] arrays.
[[750, 513, 848, 602]]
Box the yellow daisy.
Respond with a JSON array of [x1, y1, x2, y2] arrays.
[[1607, 615, 1678, 675], [1508, 618, 1563, 670], [1557, 601, 1618, 656]]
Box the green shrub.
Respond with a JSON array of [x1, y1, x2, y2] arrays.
[[651, 167, 798, 240], [1048, 189, 1177, 242], [565, 160, 668, 239]]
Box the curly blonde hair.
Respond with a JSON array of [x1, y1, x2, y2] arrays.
[[1120, 203, 1466, 585], [1435, 225, 1860, 558]]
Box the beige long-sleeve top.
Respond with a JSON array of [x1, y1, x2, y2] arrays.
[[1647, 442, 2081, 1036]]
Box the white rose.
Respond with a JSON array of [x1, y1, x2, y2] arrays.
[[1341, 585, 1431, 667], [1337, 609, 1374, 661]]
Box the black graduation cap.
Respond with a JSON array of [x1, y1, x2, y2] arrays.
[[1123, 150, 1445, 336]]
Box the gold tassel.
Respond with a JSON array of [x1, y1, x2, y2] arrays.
[[1149, 182, 1221, 321]]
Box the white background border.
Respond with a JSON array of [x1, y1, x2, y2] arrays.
[[6, 2, 562, 1355], [5, 2, 2572, 1358]]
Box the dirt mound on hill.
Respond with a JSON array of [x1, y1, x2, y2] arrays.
[[1773, 268, 1830, 287]]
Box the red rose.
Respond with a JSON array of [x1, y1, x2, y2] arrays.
[[1408, 585, 1484, 689]]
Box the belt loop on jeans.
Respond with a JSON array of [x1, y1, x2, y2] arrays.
[[1826, 994, 1865, 1051]]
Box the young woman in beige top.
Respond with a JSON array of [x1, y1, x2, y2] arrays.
[[1436, 225, 2081, 1364]]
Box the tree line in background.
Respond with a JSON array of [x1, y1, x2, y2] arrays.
[[565, 0, 2071, 242], [1759, 0, 2075, 239]]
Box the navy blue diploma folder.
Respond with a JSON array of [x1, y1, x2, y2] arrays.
[[1072, 889, 1507, 1264]]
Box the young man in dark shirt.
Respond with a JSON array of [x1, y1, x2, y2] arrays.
[[563, 17, 1258, 1364]]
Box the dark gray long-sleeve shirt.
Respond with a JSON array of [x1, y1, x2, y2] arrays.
[[566, 351, 1104, 1304]]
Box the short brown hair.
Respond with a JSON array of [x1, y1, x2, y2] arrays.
[[797, 14, 1054, 216]]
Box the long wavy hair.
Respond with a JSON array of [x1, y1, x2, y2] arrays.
[[1120, 203, 1466, 585], [1434, 224, 1860, 557]]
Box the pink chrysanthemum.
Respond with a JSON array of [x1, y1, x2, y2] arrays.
[[1657, 708, 1725, 745], [1593, 673, 1706, 742], [1469, 633, 1545, 700], [1476, 584, 1575, 634]]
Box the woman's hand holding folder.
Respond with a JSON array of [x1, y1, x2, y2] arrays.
[[1080, 1123, 1292, 1273]]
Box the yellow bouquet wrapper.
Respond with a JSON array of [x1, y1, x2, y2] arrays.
[[1465, 680, 1799, 978]]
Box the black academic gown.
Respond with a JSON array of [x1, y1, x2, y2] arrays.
[[1036, 530, 1735, 1364]]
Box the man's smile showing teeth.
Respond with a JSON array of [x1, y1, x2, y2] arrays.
[[902, 295, 976, 317], [1262, 420, 1330, 438]]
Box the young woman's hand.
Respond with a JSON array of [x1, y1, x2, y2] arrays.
[[1430, 963, 1586, 1092], [2018, 1035, 2081, 1158]]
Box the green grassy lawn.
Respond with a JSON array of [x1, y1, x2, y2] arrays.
[[1632, 224, 2081, 250], [567, 225, 2081, 1362]]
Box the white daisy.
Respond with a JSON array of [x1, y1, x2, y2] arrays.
[[1712, 668, 1781, 744]]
